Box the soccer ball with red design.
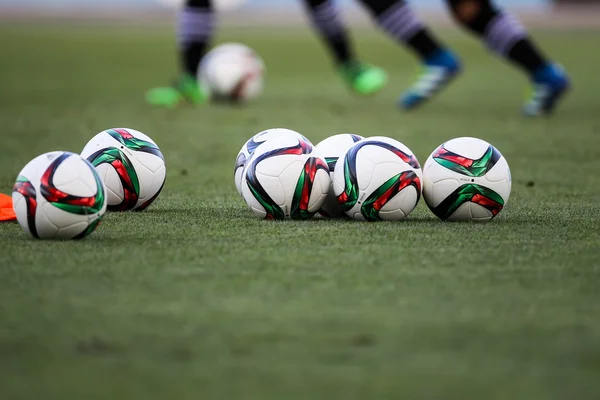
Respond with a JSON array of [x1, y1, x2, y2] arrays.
[[12, 151, 106, 240], [241, 135, 330, 220], [234, 128, 312, 196], [80, 128, 166, 211], [332, 136, 422, 221], [198, 42, 264, 103], [422, 137, 511, 222], [313, 133, 364, 218]]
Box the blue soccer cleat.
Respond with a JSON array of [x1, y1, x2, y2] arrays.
[[523, 63, 570, 117], [399, 49, 461, 110]]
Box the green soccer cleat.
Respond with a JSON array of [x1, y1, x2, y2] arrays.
[[145, 74, 208, 107], [339, 62, 387, 96]]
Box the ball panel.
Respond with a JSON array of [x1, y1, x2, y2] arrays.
[[313, 133, 364, 172], [334, 150, 360, 213], [52, 155, 96, 197], [428, 183, 505, 221], [469, 202, 495, 221], [309, 168, 331, 212], [12, 177, 39, 238], [136, 164, 167, 210], [36, 200, 59, 239], [244, 163, 285, 220], [40, 153, 105, 216], [432, 143, 502, 178], [135, 151, 165, 175], [85, 147, 139, 210], [289, 156, 330, 220], [442, 137, 490, 160], [243, 173, 282, 220], [98, 164, 124, 205], [73, 217, 103, 239], [379, 200, 407, 221], [446, 202, 474, 222], [360, 170, 421, 221], [234, 166, 245, 196], [425, 174, 463, 209], [363, 136, 420, 168], [56, 220, 90, 239]]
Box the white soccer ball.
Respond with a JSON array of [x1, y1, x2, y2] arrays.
[[12, 151, 106, 240], [241, 136, 330, 220], [80, 128, 166, 211], [234, 128, 312, 196], [422, 137, 511, 222], [199, 42, 264, 103], [332, 136, 422, 221], [313, 133, 364, 217]]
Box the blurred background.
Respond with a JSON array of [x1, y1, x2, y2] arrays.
[[1, 0, 598, 29], [0, 0, 551, 12]]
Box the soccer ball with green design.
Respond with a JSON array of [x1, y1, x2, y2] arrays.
[[241, 135, 330, 220], [80, 128, 166, 211], [332, 136, 423, 221], [12, 151, 106, 240], [422, 137, 512, 222], [234, 128, 312, 196], [313, 133, 364, 218]]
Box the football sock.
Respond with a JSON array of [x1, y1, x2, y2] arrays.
[[178, 0, 215, 76], [448, 0, 547, 75], [360, 0, 443, 60], [303, 0, 355, 65]]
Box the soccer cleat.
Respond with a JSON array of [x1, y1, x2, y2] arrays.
[[339, 62, 387, 96], [145, 74, 207, 107], [399, 49, 461, 110], [523, 63, 570, 117]]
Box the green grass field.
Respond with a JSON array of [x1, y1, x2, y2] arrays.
[[1, 22, 600, 399]]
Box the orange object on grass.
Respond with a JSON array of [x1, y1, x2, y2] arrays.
[[0, 193, 16, 221]]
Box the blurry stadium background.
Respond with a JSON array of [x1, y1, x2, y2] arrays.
[[0, 0, 552, 12], [1, 0, 599, 28]]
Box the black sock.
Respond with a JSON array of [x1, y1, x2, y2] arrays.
[[178, 0, 215, 76], [447, 0, 547, 75], [507, 39, 547, 74], [360, 0, 443, 60], [406, 29, 444, 60], [303, 0, 354, 65]]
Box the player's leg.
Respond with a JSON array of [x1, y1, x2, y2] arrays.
[[358, 0, 461, 110], [446, 0, 569, 116], [302, 0, 386, 95], [146, 0, 214, 107]]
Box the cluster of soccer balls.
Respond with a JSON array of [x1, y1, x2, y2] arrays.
[[12, 128, 166, 240], [235, 129, 512, 222], [201, 43, 512, 223]]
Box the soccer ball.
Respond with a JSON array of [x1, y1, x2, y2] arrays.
[[80, 128, 166, 211], [241, 136, 330, 220], [234, 128, 312, 196], [198, 42, 264, 103], [333, 136, 422, 221], [12, 151, 106, 240], [313, 133, 364, 217], [422, 137, 511, 222]]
